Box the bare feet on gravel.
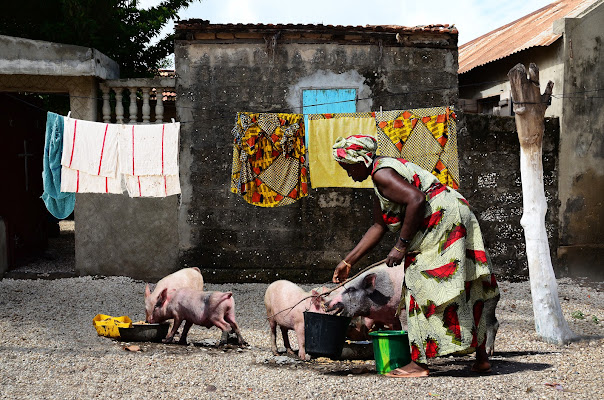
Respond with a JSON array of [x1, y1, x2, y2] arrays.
[[472, 344, 492, 374], [385, 362, 429, 378]]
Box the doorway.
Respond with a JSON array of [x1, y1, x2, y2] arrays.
[[0, 92, 75, 277]]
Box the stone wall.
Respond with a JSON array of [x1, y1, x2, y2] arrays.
[[457, 113, 560, 278], [556, 2, 604, 280], [175, 34, 458, 283], [0, 217, 7, 278]]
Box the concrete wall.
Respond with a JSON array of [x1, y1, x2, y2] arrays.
[[0, 35, 118, 79], [557, 2, 604, 280], [0, 217, 7, 279], [0, 36, 180, 280], [458, 113, 560, 278], [75, 194, 179, 281], [175, 39, 458, 283]]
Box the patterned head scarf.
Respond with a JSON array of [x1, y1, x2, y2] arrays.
[[332, 135, 377, 167]]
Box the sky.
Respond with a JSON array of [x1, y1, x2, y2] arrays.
[[140, 0, 554, 46]]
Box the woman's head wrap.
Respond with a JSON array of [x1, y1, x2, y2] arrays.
[[332, 135, 378, 167]]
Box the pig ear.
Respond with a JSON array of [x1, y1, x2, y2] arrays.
[[156, 288, 169, 307], [362, 274, 377, 290], [145, 284, 151, 298], [310, 290, 324, 308]]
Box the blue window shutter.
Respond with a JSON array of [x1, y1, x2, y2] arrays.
[[302, 89, 357, 148]]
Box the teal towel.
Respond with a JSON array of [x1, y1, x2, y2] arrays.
[[42, 112, 75, 219]]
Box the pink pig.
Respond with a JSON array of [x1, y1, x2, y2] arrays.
[[148, 287, 246, 346], [144, 267, 204, 323], [264, 280, 327, 360]]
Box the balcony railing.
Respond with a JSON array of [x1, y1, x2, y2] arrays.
[[100, 77, 176, 124]]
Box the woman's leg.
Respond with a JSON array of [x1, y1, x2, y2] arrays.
[[471, 343, 492, 373]]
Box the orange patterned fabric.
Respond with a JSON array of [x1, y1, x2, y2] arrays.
[[376, 106, 459, 189], [231, 113, 308, 207]]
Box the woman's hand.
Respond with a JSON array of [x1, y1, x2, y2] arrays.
[[332, 260, 352, 283], [386, 245, 407, 268]]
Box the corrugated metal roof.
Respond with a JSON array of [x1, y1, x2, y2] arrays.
[[458, 0, 598, 74]]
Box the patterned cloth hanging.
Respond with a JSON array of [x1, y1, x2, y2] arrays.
[[375, 106, 459, 189], [307, 112, 376, 188], [231, 112, 308, 207]]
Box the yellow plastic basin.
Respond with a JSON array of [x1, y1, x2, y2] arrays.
[[92, 314, 132, 338]]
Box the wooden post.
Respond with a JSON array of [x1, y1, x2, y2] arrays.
[[508, 63, 577, 345]]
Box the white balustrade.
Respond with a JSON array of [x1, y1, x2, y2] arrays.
[[100, 77, 175, 124], [155, 87, 164, 123], [101, 86, 111, 123], [115, 90, 124, 124], [142, 89, 150, 124], [129, 89, 138, 123]]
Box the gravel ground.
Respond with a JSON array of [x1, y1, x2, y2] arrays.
[[0, 273, 602, 400]]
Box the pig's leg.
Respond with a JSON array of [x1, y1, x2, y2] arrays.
[[224, 313, 247, 346], [294, 321, 307, 360], [212, 317, 233, 345], [219, 330, 229, 345], [163, 318, 183, 343], [268, 318, 279, 355], [178, 320, 193, 345], [281, 327, 295, 355]]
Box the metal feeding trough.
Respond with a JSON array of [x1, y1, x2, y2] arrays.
[[118, 323, 169, 342], [303, 311, 352, 359]]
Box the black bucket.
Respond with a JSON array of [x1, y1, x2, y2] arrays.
[[304, 311, 352, 359]]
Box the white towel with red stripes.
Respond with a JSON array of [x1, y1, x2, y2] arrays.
[[61, 168, 123, 194], [118, 123, 181, 197], [60, 117, 180, 197], [118, 123, 179, 176], [61, 118, 120, 178]]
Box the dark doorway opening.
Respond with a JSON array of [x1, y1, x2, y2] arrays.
[[0, 92, 75, 278]]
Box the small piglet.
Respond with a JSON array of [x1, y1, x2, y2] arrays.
[[144, 267, 204, 323], [264, 280, 327, 360], [148, 287, 246, 346]]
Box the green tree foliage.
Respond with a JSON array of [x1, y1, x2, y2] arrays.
[[0, 0, 198, 78]]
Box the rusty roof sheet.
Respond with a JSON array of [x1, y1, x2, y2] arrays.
[[175, 19, 458, 35], [458, 0, 598, 74]]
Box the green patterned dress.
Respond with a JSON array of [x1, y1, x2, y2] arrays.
[[372, 157, 500, 363]]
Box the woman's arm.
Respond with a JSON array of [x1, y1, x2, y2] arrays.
[[332, 197, 387, 283], [373, 167, 426, 267]]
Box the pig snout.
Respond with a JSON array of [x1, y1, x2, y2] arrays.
[[326, 299, 348, 316]]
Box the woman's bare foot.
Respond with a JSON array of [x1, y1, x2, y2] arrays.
[[472, 345, 492, 373], [385, 362, 429, 378]]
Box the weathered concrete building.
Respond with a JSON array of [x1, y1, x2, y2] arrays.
[[173, 21, 459, 282], [458, 0, 604, 279], [1, 19, 594, 283], [0, 35, 119, 277]]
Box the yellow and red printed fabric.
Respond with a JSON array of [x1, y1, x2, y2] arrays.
[[231, 112, 308, 207], [375, 106, 459, 189]]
